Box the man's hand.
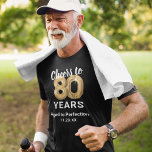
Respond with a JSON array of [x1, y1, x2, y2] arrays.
[[18, 141, 44, 152], [75, 125, 108, 152]]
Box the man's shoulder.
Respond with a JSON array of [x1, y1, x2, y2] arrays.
[[37, 50, 57, 72]]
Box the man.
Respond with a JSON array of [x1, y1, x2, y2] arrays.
[[18, 0, 149, 152]]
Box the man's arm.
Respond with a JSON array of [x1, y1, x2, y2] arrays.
[[75, 92, 149, 152], [19, 99, 49, 152], [33, 99, 49, 151], [35, 99, 49, 134], [110, 92, 149, 134]]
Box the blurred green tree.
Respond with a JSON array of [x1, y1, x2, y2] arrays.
[[0, 0, 48, 48], [82, 0, 152, 50], [0, 0, 151, 50], [124, 1, 152, 50]]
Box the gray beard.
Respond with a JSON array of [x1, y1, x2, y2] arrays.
[[48, 21, 77, 49]]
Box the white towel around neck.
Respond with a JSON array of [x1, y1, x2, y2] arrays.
[[14, 29, 133, 100]]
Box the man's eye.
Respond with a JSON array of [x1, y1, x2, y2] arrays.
[[56, 18, 65, 22], [46, 19, 51, 22]]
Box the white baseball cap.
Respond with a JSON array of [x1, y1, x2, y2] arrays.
[[37, 0, 81, 15]]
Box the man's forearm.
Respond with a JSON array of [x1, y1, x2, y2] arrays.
[[110, 92, 149, 135], [36, 99, 49, 135]]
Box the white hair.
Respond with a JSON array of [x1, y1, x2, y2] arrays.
[[73, 11, 80, 21]]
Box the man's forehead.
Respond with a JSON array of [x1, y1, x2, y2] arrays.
[[45, 10, 73, 17]]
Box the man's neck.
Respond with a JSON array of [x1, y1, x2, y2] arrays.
[[57, 32, 84, 58]]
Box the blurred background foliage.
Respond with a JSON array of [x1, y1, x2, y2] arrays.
[[0, 0, 152, 50]]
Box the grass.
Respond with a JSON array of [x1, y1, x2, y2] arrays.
[[0, 51, 152, 152], [113, 51, 152, 152], [119, 51, 152, 87], [0, 60, 40, 151]]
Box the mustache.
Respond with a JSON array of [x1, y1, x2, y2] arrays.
[[48, 29, 65, 35]]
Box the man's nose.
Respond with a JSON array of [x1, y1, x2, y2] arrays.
[[47, 20, 58, 31]]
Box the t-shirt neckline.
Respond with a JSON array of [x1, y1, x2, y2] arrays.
[[56, 44, 86, 60]]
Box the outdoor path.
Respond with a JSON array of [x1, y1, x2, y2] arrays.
[[0, 53, 29, 60]]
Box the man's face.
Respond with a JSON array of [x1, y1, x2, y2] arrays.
[[45, 10, 78, 49]]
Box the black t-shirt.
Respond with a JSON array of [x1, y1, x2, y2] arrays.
[[37, 45, 137, 152]]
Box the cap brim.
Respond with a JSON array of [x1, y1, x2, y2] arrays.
[[37, 6, 71, 15], [37, 6, 52, 15]]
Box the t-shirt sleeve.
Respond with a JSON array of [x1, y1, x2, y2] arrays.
[[118, 86, 137, 100], [36, 66, 47, 100]]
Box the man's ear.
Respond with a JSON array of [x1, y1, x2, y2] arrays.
[[77, 14, 84, 28]]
